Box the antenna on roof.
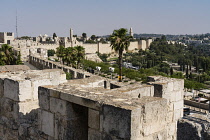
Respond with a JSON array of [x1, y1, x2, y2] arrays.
[[16, 9, 18, 38]]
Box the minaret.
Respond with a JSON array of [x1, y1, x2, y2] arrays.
[[70, 28, 73, 47], [129, 27, 133, 37], [70, 28, 74, 41]]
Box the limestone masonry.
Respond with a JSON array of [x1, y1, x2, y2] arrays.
[[0, 62, 185, 140], [0, 30, 153, 61]]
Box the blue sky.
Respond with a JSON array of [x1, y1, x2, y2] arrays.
[[0, 0, 210, 37]]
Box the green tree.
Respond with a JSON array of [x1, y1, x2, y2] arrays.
[[110, 28, 132, 82], [75, 46, 85, 68], [0, 44, 14, 65], [64, 47, 77, 66], [15, 52, 23, 65], [91, 35, 96, 41], [53, 33, 57, 39], [82, 33, 87, 38], [56, 46, 65, 63], [47, 49, 55, 57]]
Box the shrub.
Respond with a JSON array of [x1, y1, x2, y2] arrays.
[[66, 72, 72, 80]]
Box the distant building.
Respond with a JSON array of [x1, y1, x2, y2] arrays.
[[0, 32, 14, 44], [129, 27, 133, 37]]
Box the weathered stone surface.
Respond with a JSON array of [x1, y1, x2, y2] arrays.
[[143, 98, 168, 136], [102, 104, 131, 139], [4, 79, 33, 102], [0, 79, 4, 98], [88, 128, 102, 140], [50, 97, 67, 116], [0, 71, 186, 140], [173, 100, 183, 110], [88, 109, 100, 130], [177, 114, 210, 140], [38, 109, 54, 137], [19, 100, 39, 115], [32, 79, 52, 100]]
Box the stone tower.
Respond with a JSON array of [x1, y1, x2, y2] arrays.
[[70, 28, 73, 47], [70, 28, 73, 42], [129, 27, 133, 37]]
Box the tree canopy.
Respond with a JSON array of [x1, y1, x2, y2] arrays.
[[109, 28, 132, 82], [0, 44, 22, 65]]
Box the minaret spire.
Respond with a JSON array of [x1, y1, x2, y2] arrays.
[[129, 27, 133, 37]]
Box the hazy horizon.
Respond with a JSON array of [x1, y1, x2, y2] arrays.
[[1, 0, 210, 37]]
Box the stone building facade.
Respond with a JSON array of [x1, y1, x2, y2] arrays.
[[2, 29, 153, 61], [0, 32, 14, 45]]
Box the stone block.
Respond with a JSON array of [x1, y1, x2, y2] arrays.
[[0, 78, 4, 98], [60, 91, 100, 110], [38, 86, 50, 96], [31, 79, 52, 100], [175, 91, 183, 101], [88, 109, 100, 130], [173, 79, 184, 91], [173, 100, 183, 110], [143, 98, 168, 136], [166, 81, 174, 92], [162, 94, 171, 103], [167, 111, 174, 123], [38, 87, 50, 111], [0, 98, 20, 121], [50, 97, 67, 116], [150, 85, 154, 97], [50, 89, 60, 98], [38, 110, 54, 137], [168, 122, 177, 137], [19, 100, 39, 115], [102, 105, 131, 139], [138, 86, 154, 97], [88, 128, 101, 140], [39, 95, 50, 111], [173, 108, 183, 121], [4, 78, 32, 101], [131, 108, 142, 140]]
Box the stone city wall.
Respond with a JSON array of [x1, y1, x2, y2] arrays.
[[29, 56, 91, 79], [0, 69, 66, 139], [148, 76, 184, 140], [11, 39, 151, 62], [0, 66, 184, 140], [37, 78, 170, 140], [184, 99, 209, 110]]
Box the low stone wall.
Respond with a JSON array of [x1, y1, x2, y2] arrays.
[[29, 55, 91, 79], [0, 69, 184, 139], [184, 99, 209, 110], [0, 69, 66, 139], [177, 114, 210, 140]]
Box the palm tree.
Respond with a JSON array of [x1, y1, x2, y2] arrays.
[[75, 46, 85, 68], [110, 28, 132, 82], [56, 45, 65, 63], [0, 44, 14, 65], [64, 47, 77, 67]]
